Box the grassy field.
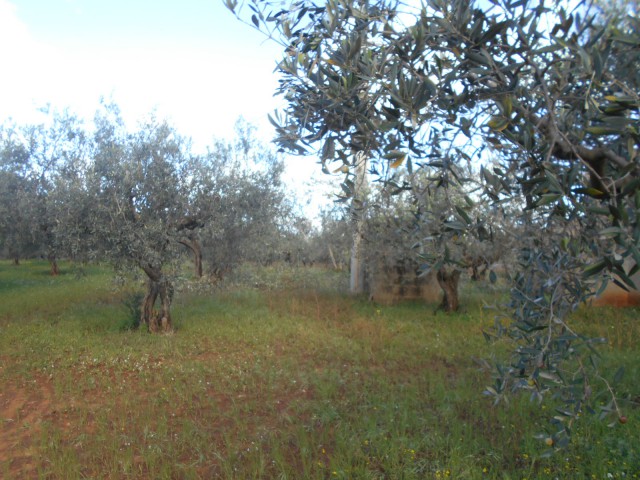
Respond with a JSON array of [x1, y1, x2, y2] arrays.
[[0, 261, 638, 479]]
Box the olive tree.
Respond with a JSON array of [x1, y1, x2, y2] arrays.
[[229, 0, 639, 441], [32, 111, 91, 275], [302, 207, 352, 269], [192, 121, 291, 280], [0, 112, 89, 274], [364, 166, 510, 311], [87, 106, 197, 332], [415, 187, 503, 311]]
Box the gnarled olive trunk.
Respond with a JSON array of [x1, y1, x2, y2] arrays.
[[176, 218, 205, 278], [141, 266, 173, 333], [436, 267, 461, 312]]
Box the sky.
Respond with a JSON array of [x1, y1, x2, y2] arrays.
[[0, 0, 286, 141], [0, 0, 334, 213]]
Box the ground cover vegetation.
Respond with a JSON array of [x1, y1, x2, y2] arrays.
[[0, 261, 638, 479]]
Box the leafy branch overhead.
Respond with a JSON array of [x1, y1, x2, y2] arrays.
[[229, 0, 638, 195], [229, 0, 639, 286]]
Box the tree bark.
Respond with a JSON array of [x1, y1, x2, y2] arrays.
[[436, 267, 461, 312], [48, 253, 59, 276], [328, 244, 339, 270], [470, 260, 487, 281], [140, 266, 173, 333], [178, 237, 203, 278], [350, 227, 365, 293], [350, 151, 368, 294]]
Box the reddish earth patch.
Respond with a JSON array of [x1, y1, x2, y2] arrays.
[[593, 277, 640, 307], [0, 375, 54, 478], [593, 289, 640, 307], [1, 358, 320, 479], [0, 368, 119, 479]]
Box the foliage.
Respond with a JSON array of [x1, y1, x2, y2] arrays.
[[0, 125, 41, 263], [79, 105, 197, 331], [89, 106, 188, 271], [0, 107, 296, 332], [0, 111, 89, 270], [228, 0, 640, 440], [121, 290, 145, 331], [272, 205, 353, 269], [364, 167, 513, 310], [313, 207, 354, 268], [194, 119, 292, 278]]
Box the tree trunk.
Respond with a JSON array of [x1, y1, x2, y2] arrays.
[[140, 266, 173, 333], [179, 237, 203, 278], [469, 259, 487, 281], [13, 257, 20, 266], [48, 253, 59, 276], [350, 226, 365, 293], [49, 259, 59, 276], [436, 267, 461, 312], [328, 245, 339, 270], [350, 151, 368, 294]]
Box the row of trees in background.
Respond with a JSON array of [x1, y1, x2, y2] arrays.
[[1, 105, 504, 322], [0, 106, 326, 331]]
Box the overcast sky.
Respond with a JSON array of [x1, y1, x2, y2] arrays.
[[0, 0, 334, 214]]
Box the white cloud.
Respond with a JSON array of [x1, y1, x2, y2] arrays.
[[0, 0, 25, 41], [0, 0, 62, 122]]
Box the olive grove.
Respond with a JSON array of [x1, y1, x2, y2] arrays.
[[195, 120, 292, 281], [0, 126, 40, 265], [0, 106, 293, 333]]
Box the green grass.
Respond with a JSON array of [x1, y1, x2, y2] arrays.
[[0, 260, 638, 479]]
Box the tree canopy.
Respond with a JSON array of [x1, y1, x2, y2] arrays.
[[229, 0, 639, 266]]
